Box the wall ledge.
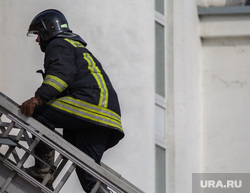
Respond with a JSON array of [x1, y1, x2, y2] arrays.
[[198, 6, 250, 16], [198, 6, 250, 38]]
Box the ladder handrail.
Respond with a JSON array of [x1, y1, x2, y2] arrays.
[[0, 92, 144, 193]]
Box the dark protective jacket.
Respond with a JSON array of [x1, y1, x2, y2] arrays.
[[35, 34, 124, 141]]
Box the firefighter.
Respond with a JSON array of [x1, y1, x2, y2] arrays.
[[20, 9, 124, 193]]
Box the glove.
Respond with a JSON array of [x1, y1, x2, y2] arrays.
[[20, 96, 42, 116]]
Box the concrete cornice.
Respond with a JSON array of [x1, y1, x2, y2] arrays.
[[198, 6, 250, 38], [198, 6, 250, 16]]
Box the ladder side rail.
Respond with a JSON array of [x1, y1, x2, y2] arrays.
[[101, 163, 145, 193], [0, 131, 57, 192], [1, 167, 18, 192], [0, 93, 144, 193], [8, 114, 127, 193], [2, 108, 127, 193], [0, 111, 53, 192], [1, 103, 138, 193], [0, 115, 77, 192], [0, 137, 49, 193], [21, 118, 141, 193], [53, 162, 77, 193], [2, 105, 137, 193], [0, 155, 53, 193]]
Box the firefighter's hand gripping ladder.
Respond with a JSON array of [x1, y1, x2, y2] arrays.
[[0, 92, 143, 193]]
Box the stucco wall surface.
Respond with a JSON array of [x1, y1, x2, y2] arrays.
[[0, 0, 155, 192]]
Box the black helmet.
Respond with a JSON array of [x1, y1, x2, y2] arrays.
[[27, 9, 71, 41]]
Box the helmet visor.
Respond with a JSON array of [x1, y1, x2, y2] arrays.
[[27, 30, 38, 37]]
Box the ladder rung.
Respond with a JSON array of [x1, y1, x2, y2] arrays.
[[90, 181, 101, 193], [1, 170, 17, 192], [0, 137, 17, 146], [2, 121, 15, 137], [54, 162, 76, 193], [53, 155, 68, 179]]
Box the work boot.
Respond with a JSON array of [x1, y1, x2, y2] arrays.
[[25, 166, 54, 190], [25, 142, 55, 190]]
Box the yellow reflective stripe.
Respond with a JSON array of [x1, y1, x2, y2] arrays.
[[83, 53, 109, 108], [64, 38, 85, 48], [48, 97, 123, 131], [57, 96, 120, 122], [43, 75, 68, 92]]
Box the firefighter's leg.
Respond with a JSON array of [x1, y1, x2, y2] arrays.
[[63, 127, 111, 193], [25, 106, 56, 190], [30, 106, 113, 192], [25, 141, 55, 190]]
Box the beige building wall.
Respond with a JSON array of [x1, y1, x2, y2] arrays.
[[1, 0, 250, 193], [0, 0, 155, 192], [200, 6, 250, 173]]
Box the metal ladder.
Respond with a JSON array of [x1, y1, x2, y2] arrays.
[[0, 92, 144, 193]]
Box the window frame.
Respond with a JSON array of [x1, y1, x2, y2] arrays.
[[155, 94, 167, 148], [154, 0, 167, 149], [154, 0, 167, 192]]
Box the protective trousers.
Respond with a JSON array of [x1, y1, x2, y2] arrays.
[[32, 105, 113, 192]]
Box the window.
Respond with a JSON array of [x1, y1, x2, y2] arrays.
[[155, 22, 165, 97], [155, 0, 166, 192], [155, 0, 165, 14], [155, 96, 166, 193], [155, 145, 166, 193]]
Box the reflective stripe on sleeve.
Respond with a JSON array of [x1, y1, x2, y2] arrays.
[[43, 75, 68, 92], [48, 96, 123, 131]]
